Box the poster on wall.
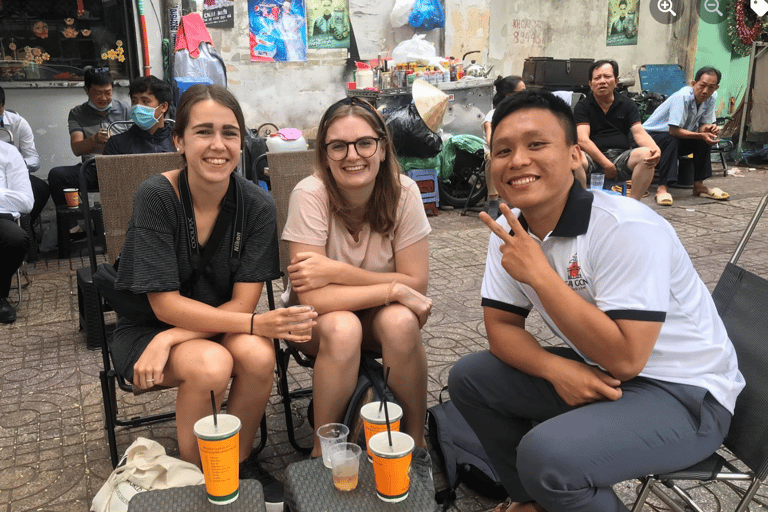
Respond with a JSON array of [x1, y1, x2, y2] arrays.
[[248, 0, 308, 61], [307, 0, 350, 49], [606, 0, 639, 46], [203, 0, 235, 28]]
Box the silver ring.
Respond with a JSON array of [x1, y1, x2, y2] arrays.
[[147, 378, 154, 383]]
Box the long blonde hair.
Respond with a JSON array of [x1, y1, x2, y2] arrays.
[[315, 97, 401, 234]]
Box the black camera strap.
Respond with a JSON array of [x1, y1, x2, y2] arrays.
[[178, 168, 244, 295]]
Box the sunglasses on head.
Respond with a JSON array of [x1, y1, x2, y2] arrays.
[[85, 67, 110, 77], [321, 96, 387, 132]]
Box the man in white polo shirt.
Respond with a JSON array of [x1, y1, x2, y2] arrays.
[[448, 90, 744, 512]]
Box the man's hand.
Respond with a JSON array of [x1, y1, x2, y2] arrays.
[[93, 127, 110, 145], [644, 147, 661, 166], [601, 161, 618, 179], [700, 131, 719, 146], [479, 204, 552, 287], [287, 252, 338, 292], [548, 357, 623, 406]]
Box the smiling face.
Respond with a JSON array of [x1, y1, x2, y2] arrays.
[[322, 114, 386, 200], [491, 107, 581, 219], [173, 99, 241, 185], [589, 63, 617, 98], [86, 83, 113, 109]]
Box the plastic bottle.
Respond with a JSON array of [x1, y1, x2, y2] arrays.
[[355, 62, 374, 89]]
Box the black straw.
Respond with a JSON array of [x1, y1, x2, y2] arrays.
[[379, 366, 391, 413], [381, 366, 393, 447], [210, 390, 218, 429]]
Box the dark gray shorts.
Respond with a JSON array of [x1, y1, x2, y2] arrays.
[[585, 148, 634, 182]]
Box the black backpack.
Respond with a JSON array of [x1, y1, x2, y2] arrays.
[[428, 386, 507, 510]]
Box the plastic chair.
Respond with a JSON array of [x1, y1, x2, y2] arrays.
[[79, 153, 267, 467], [630, 193, 768, 512]]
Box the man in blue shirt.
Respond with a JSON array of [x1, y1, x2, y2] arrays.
[[642, 66, 727, 206]]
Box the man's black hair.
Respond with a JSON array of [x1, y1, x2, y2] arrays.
[[83, 66, 114, 89], [491, 90, 577, 146], [0, 85, 5, 107], [129, 76, 172, 108], [588, 59, 619, 82], [694, 66, 721, 84]]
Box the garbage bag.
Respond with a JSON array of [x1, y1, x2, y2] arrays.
[[173, 13, 226, 88], [392, 34, 441, 67], [439, 134, 485, 180], [390, 0, 417, 28], [386, 103, 443, 159], [409, 0, 445, 30]]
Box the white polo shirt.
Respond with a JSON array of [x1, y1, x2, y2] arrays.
[[481, 183, 745, 413]]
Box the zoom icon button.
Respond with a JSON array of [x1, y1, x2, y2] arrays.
[[650, 0, 683, 24]]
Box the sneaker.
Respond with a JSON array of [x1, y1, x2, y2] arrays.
[[239, 455, 284, 512], [0, 298, 16, 324], [411, 447, 435, 497]]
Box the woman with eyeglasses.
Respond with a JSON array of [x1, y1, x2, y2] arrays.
[[282, 97, 434, 477]]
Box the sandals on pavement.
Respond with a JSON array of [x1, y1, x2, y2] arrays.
[[655, 192, 673, 206], [697, 187, 729, 201]]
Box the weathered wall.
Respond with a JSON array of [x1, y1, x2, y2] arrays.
[[446, 0, 697, 90]]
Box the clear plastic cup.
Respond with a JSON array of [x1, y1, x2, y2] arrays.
[[590, 172, 605, 190], [328, 442, 362, 492], [317, 423, 349, 469]]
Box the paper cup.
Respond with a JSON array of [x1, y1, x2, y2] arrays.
[[194, 414, 241, 505], [369, 431, 414, 503], [328, 442, 362, 492], [64, 188, 80, 208], [360, 401, 402, 461], [317, 423, 349, 469]]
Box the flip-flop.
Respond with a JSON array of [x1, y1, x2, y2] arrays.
[[487, 498, 513, 512], [655, 192, 673, 206], [697, 187, 729, 201]]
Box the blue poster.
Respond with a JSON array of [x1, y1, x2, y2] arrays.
[[249, 0, 308, 62]]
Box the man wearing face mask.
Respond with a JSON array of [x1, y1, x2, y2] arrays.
[[47, 66, 129, 214], [103, 76, 175, 156]]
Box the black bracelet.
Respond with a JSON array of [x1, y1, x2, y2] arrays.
[[250, 311, 257, 336]]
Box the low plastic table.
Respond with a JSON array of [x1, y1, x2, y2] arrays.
[[127, 480, 266, 512], [285, 457, 437, 512]]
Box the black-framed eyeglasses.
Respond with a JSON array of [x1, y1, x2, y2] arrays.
[[323, 137, 382, 161]]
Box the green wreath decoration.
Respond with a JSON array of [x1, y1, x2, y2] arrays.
[[726, 0, 766, 57]]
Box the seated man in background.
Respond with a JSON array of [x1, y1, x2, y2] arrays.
[[574, 60, 659, 201], [47, 67, 129, 225], [0, 143, 33, 324], [103, 75, 175, 156], [449, 90, 744, 512], [0, 86, 49, 228], [642, 66, 727, 206]]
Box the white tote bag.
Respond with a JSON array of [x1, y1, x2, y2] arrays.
[[91, 437, 205, 512]]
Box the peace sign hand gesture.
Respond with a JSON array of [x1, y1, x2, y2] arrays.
[[479, 204, 554, 287]]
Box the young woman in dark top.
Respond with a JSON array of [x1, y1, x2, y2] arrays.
[[112, 84, 315, 508]]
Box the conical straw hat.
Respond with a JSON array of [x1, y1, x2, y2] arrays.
[[412, 78, 448, 133]]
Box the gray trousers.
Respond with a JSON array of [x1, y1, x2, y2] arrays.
[[448, 348, 731, 512]]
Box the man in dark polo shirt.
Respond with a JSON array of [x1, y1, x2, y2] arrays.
[[47, 66, 129, 214], [103, 75, 175, 156], [574, 60, 659, 201]]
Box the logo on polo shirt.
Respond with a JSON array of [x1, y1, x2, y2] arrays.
[[565, 254, 588, 291]]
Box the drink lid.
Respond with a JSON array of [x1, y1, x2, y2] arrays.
[[194, 413, 241, 440]]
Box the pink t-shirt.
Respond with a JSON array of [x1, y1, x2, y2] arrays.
[[282, 174, 431, 274]]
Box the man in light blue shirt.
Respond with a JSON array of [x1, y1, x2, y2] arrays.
[[643, 67, 727, 206]]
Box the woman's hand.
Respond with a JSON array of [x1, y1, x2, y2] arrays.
[[133, 333, 173, 389], [287, 252, 339, 292], [252, 305, 318, 342], [390, 283, 432, 328]]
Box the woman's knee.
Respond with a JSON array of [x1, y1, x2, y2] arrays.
[[226, 334, 275, 376], [316, 311, 363, 360], [183, 344, 234, 388], [376, 305, 421, 357]]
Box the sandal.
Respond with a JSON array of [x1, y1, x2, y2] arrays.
[[487, 497, 513, 512], [697, 187, 729, 201]]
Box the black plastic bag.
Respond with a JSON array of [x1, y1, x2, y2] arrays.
[[385, 103, 443, 159]]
